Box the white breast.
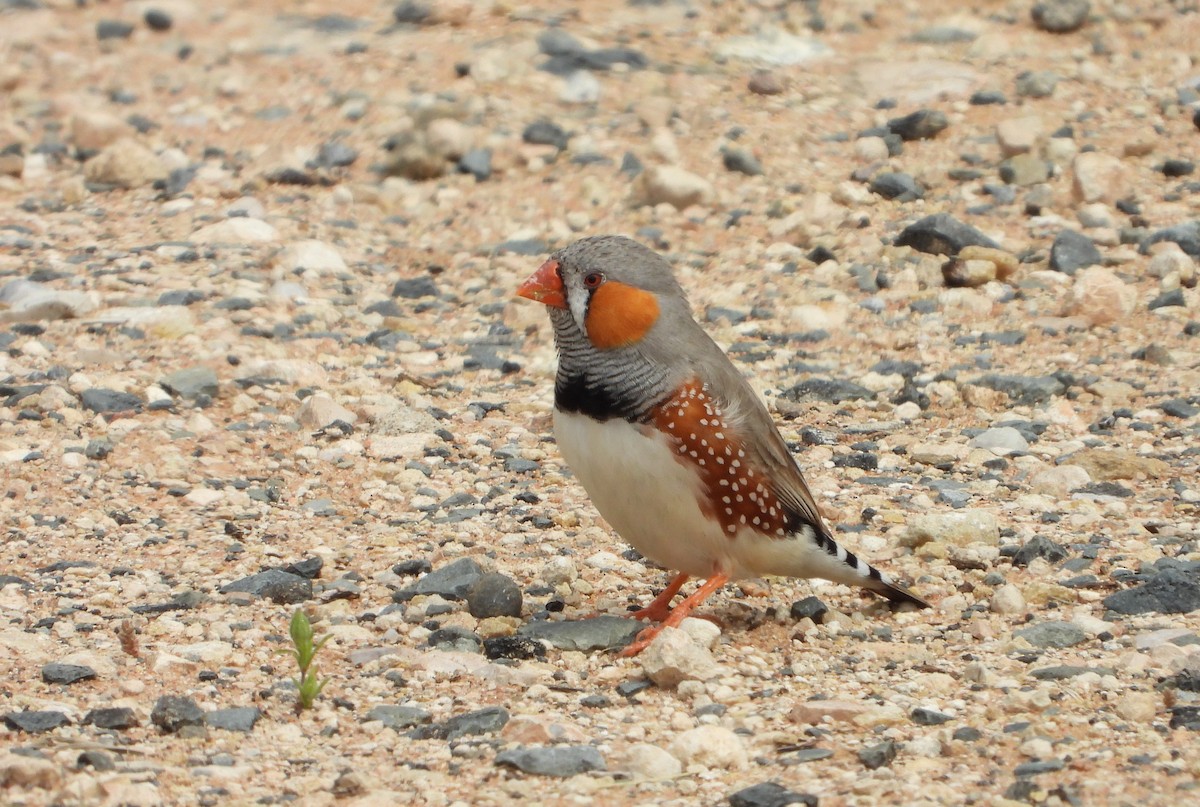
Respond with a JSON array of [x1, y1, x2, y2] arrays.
[[553, 409, 857, 585]]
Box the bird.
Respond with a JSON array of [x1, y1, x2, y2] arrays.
[[516, 235, 929, 656]]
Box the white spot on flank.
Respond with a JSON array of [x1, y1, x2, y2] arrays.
[[727, 524, 737, 533]]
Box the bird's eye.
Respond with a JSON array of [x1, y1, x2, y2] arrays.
[[583, 272, 604, 289]]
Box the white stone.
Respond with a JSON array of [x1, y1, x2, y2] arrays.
[[185, 488, 223, 507], [641, 627, 720, 688], [192, 217, 279, 244], [1065, 267, 1135, 327], [995, 115, 1042, 157], [620, 743, 683, 780], [1071, 152, 1127, 203], [968, 426, 1029, 455], [560, 70, 601, 104], [990, 584, 1026, 615], [278, 240, 346, 275], [634, 165, 713, 210], [297, 394, 358, 429], [667, 725, 747, 770], [902, 510, 1000, 547]]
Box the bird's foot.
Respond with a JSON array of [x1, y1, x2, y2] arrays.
[[618, 625, 664, 657]]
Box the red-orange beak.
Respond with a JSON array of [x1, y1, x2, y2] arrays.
[[516, 259, 568, 309]]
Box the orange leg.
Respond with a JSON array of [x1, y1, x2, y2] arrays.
[[619, 572, 730, 657], [628, 572, 689, 623]]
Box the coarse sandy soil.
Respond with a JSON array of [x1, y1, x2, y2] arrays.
[[1, 0, 1199, 805]]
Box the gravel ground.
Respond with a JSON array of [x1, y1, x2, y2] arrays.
[[2, 0, 1200, 804]]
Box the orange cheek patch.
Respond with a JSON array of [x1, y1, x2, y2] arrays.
[[584, 282, 660, 349]]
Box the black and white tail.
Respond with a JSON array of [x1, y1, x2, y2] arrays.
[[811, 529, 930, 609]]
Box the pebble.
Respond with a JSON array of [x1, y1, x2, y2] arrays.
[[902, 510, 1000, 547], [206, 707, 261, 733], [895, 213, 1000, 255], [1000, 154, 1049, 186], [366, 705, 432, 730], [1072, 152, 1127, 204], [219, 569, 312, 604], [968, 426, 1029, 455], [1049, 230, 1102, 275], [668, 725, 747, 770], [1032, 0, 1090, 33], [160, 367, 219, 401], [1012, 536, 1068, 567], [1065, 267, 1136, 327], [150, 695, 205, 734], [1015, 70, 1059, 98], [4, 710, 70, 733], [560, 71, 601, 104], [278, 240, 347, 275], [144, 9, 173, 32], [747, 71, 786, 95], [396, 557, 482, 601], [858, 739, 897, 770], [517, 616, 641, 651], [640, 626, 721, 688], [991, 584, 1026, 615], [995, 116, 1042, 156], [85, 707, 138, 729], [41, 662, 96, 685], [465, 572, 522, 619], [96, 20, 135, 41], [887, 109, 949, 141], [869, 172, 923, 201], [458, 148, 492, 181], [619, 742, 682, 780], [1103, 569, 1200, 615], [494, 746, 605, 777], [83, 138, 167, 188], [191, 218, 279, 244], [729, 782, 818, 807], [1014, 621, 1087, 648], [722, 147, 763, 176], [634, 165, 714, 209]]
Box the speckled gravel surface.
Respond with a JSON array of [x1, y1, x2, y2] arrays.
[[2, 0, 1200, 805]]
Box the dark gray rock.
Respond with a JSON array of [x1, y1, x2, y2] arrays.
[[392, 1, 430, 24], [78, 750, 116, 770], [870, 172, 923, 201], [910, 26, 977, 44], [858, 739, 897, 770], [887, 109, 949, 141], [144, 9, 173, 31], [284, 556, 323, 580], [152, 696, 205, 733], [1014, 621, 1086, 648], [315, 141, 358, 168], [41, 663, 96, 685], [1032, 0, 1090, 32], [219, 569, 312, 604], [395, 557, 482, 601], [413, 705, 509, 740], [722, 148, 763, 176], [1104, 568, 1200, 615], [1012, 536, 1069, 567], [895, 213, 1000, 256], [911, 707, 952, 725], [517, 616, 642, 652], [4, 710, 70, 733], [366, 704, 431, 730], [969, 89, 1007, 105], [391, 276, 439, 299], [1159, 398, 1199, 418], [1150, 288, 1187, 310], [458, 148, 492, 181], [205, 707, 261, 732], [483, 635, 546, 660], [494, 745, 605, 777], [160, 366, 219, 400], [729, 782, 818, 807], [85, 707, 138, 729], [1170, 707, 1200, 731], [427, 626, 482, 653], [789, 596, 828, 623], [80, 389, 142, 414], [522, 120, 569, 150], [465, 572, 522, 619], [975, 374, 1065, 404], [953, 727, 983, 742], [1014, 758, 1065, 776], [1160, 159, 1194, 178], [96, 20, 135, 40], [1049, 230, 1101, 275], [158, 289, 205, 306], [1030, 665, 1114, 680], [781, 378, 873, 403]]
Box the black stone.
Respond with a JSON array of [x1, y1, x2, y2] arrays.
[[4, 710, 70, 733], [969, 90, 1006, 105], [1150, 289, 1187, 310], [1159, 398, 1199, 418], [1169, 706, 1200, 731], [1139, 221, 1200, 258], [205, 707, 261, 732], [158, 289, 205, 306], [391, 276, 439, 299], [729, 782, 818, 807], [1161, 159, 1195, 178], [77, 750, 116, 771], [96, 20, 135, 40], [1014, 758, 1065, 776], [1103, 568, 1200, 615], [458, 148, 492, 181], [85, 707, 138, 730], [284, 556, 323, 580], [151, 695, 205, 733], [219, 569, 312, 604], [911, 707, 952, 725], [1031, 0, 1090, 33], [722, 147, 763, 176], [80, 389, 142, 414], [858, 739, 896, 770], [1012, 535, 1069, 567], [465, 573, 522, 618], [895, 213, 1001, 256], [315, 141, 358, 168], [494, 745, 605, 777], [781, 378, 873, 403], [392, 1, 430, 24], [1049, 230, 1101, 275], [522, 120, 570, 150], [953, 727, 983, 741], [483, 635, 546, 660], [870, 172, 924, 201], [427, 626, 482, 653], [789, 596, 828, 623], [887, 109, 949, 141], [144, 9, 173, 31], [414, 705, 508, 740], [41, 663, 97, 685]]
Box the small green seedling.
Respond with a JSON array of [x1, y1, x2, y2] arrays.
[[288, 609, 331, 712]]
